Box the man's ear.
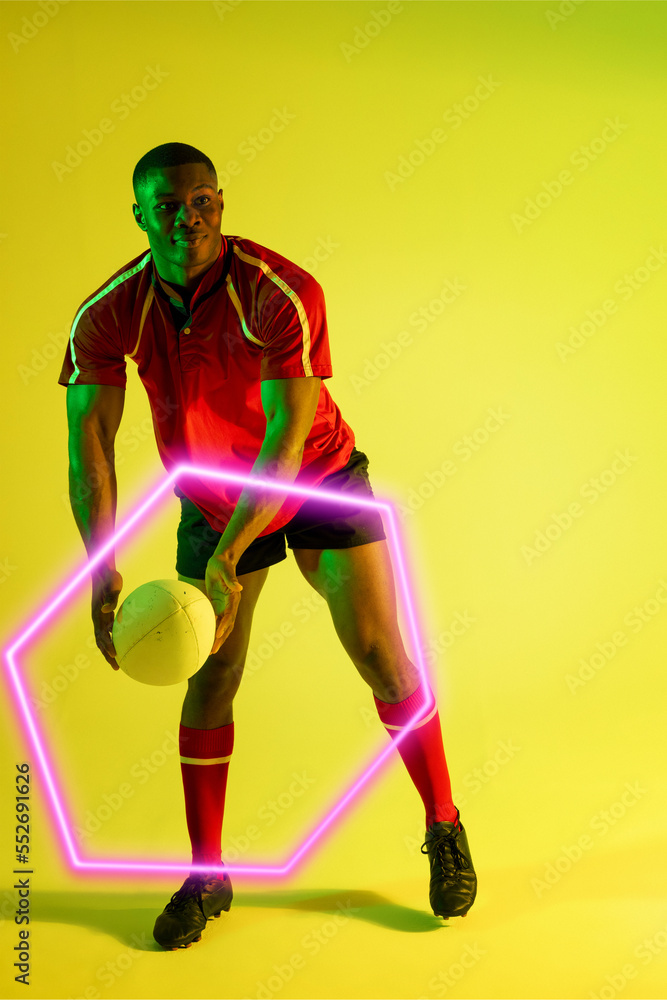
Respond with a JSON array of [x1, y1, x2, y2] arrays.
[[218, 189, 224, 214], [133, 203, 147, 232]]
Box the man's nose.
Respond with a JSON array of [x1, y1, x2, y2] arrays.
[[175, 205, 201, 227]]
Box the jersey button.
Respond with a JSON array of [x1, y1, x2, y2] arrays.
[[182, 327, 191, 335]]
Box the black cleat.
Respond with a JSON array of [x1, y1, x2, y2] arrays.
[[421, 810, 477, 918], [153, 870, 233, 949]]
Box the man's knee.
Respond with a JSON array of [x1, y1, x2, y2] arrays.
[[347, 636, 417, 686], [349, 637, 392, 672], [190, 648, 245, 689]]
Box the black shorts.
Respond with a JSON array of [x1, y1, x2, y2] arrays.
[[175, 448, 387, 579]]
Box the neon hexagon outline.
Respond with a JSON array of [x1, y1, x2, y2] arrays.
[[5, 464, 434, 877]]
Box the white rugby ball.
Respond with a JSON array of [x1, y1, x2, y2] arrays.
[[112, 579, 216, 686]]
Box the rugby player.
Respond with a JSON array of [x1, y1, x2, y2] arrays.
[[59, 142, 476, 949]]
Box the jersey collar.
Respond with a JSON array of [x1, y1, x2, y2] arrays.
[[151, 233, 231, 309]]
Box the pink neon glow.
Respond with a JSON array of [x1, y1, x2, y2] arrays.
[[3, 464, 434, 877]]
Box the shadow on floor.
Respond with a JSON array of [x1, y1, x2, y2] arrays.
[[17, 834, 659, 951], [8, 887, 444, 951]]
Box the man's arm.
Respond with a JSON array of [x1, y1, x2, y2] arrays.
[[207, 376, 321, 652], [66, 384, 125, 668]]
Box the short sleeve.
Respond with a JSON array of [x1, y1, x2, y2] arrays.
[[58, 302, 127, 388], [258, 270, 333, 381]]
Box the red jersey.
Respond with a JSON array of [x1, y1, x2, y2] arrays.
[[58, 235, 356, 535]]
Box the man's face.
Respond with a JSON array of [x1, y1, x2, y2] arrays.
[[132, 162, 224, 278]]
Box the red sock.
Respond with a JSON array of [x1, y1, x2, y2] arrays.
[[179, 723, 234, 867], [374, 683, 458, 829]]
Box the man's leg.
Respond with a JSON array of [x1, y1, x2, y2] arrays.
[[178, 566, 269, 865], [292, 540, 455, 823], [153, 566, 268, 949], [292, 541, 476, 917]]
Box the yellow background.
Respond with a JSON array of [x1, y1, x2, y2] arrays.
[[1, 1, 666, 998]]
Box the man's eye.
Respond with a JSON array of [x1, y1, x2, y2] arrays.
[[155, 198, 209, 210]]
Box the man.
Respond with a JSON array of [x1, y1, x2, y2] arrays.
[[58, 142, 476, 950]]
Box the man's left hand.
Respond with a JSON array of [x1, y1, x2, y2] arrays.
[[205, 553, 243, 654]]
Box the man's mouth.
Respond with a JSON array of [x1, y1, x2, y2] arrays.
[[174, 234, 206, 247]]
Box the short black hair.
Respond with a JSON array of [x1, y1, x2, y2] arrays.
[[132, 142, 217, 201]]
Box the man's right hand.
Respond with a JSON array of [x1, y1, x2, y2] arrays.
[[91, 568, 124, 669]]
